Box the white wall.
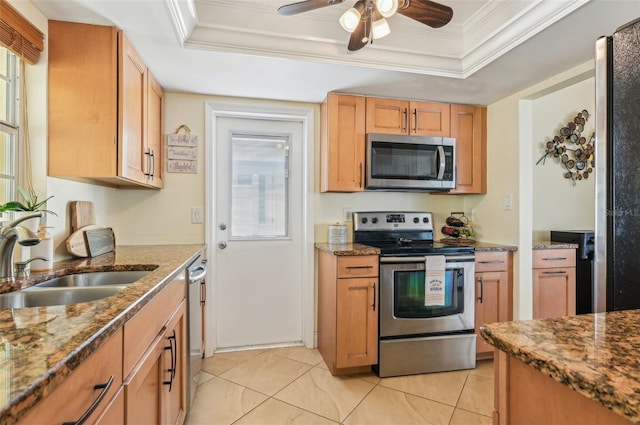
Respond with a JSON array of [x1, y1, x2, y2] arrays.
[[532, 78, 595, 240]]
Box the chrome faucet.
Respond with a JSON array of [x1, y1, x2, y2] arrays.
[[0, 212, 43, 281]]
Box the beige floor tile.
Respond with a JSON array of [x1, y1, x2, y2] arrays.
[[202, 349, 265, 376], [449, 408, 492, 425], [274, 366, 375, 422], [186, 376, 268, 425], [379, 369, 469, 406], [197, 371, 215, 385], [470, 359, 494, 380], [457, 374, 494, 417], [235, 398, 339, 425], [221, 351, 313, 396], [271, 346, 324, 365], [343, 386, 454, 425], [351, 370, 381, 385]]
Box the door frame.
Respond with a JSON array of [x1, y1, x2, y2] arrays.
[[204, 100, 315, 356]]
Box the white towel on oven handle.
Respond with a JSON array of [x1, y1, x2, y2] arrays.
[[424, 255, 446, 306]]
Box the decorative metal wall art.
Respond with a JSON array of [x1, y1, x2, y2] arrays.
[[536, 110, 594, 185]]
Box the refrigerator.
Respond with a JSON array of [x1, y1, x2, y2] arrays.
[[594, 17, 640, 312]]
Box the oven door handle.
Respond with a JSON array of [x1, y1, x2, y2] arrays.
[[380, 255, 476, 263]]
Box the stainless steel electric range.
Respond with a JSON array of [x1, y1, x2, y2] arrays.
[[353, 211, 476, 378]]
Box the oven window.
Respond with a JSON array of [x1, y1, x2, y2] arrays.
[[393, 269, 464, 318]]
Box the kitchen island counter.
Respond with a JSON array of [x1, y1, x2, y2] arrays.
[[0, 244, 204, 424], [481, 311, 640, 424]]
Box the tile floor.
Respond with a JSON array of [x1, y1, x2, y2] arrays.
[[186, 346, 493, 425]]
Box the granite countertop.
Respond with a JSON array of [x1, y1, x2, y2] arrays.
[[314, 243, 381, 256], [315, 241, 516, 254], [0, 244, 205, 424], [533, 240, 579, 250], [481, 311, 640, 424]]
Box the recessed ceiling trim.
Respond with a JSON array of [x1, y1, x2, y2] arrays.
[[186, 26, 465, 77], [461, 0, 589, 76], [165, 0, 199, 46]]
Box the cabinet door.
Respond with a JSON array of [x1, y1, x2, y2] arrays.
[[124, 330, 165, 424], [147, 72, 165, 188], [119, 31, 148, 184], [336, 277, 378, 368], [365, 97, 409, 134], [410, 101, 450, 136], [475, 271, 509, 355], [95, 387, 125, 425], [321, 93, 366, 192], [533, 267, 576, 319], [450, 104, 486, 194], [163, 303, 187, 425]]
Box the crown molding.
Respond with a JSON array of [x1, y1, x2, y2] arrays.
[[165, 0, 199, 46]]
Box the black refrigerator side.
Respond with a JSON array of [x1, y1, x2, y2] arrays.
[[595, 17, 640, 312]]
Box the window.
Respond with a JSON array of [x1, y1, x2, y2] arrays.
[[230, 133, 290, 239], [0, 46, 18, 206]]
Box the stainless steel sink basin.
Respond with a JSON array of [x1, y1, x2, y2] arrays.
[[0, 286, 128, 309], [33, 270, 150, 288]]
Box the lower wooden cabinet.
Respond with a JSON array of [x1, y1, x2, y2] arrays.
[[18, 329, 124, 425], [533, 249, 576, 319], [475, 251, 513, 358], [318, 251, 379, 375]]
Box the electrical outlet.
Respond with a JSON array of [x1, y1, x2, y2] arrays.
[[343, 207, 353, 221], [191, 207, 203, 224]]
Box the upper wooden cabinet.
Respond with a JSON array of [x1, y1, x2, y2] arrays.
[[321, 93, 366, 192], [366, 97, 450, 137], [449, 104, 487, 194], [48, 21, 164, 189]]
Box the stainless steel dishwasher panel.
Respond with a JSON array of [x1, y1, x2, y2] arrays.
[[187, 256, 207, 408]]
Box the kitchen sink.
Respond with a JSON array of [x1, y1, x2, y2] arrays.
[[33, 270, 150, 288], [0, 286, 128, 309]]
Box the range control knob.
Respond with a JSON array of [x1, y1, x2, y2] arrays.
[[372, 217, 378, 224], [423, 217, 430, 223], [413, 217, 420, 223], [361, 217, 368, 224]]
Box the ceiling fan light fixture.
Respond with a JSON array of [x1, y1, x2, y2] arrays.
[[375, 0, 398, 18], [371, 15, 391, 39], [339, 1, 366, 33]]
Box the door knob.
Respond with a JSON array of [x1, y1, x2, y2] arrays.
[[218, 241, 227, 249], [219, 223, 227, 231]]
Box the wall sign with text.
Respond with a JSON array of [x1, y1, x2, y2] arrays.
[[167, 125, 198, 174]]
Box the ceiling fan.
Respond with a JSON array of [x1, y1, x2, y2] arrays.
[[277, 0, 453, 51]]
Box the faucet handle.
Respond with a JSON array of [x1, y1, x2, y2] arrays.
[[14, 257, 47, 278]]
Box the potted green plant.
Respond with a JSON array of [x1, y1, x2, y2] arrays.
[[0, 187, 57, 216]]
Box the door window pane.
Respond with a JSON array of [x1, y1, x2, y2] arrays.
[[230, 133, 289, 239]]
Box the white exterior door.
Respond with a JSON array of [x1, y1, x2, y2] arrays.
[[213, 114, 304, 350]]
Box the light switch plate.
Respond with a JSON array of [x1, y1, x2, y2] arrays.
[[503, 194, 513, 211], [191, 207, 203, 224]]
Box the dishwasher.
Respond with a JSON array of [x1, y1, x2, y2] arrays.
[[186, 255, 208, 407]]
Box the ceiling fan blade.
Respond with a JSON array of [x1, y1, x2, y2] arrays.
[[278, 0, 345, 16], [397, 0, 453, 28], [347, 14, 371, 51]]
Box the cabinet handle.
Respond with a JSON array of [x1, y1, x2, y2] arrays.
[[413, 108, 418, 133], [163, 330, 177, 391], [359, 162, 363, 188], [403, 108, 408, 133], [200, 281, 206, 306], [477, 276, 484, 303], [62, 375, 114, 425], [150, 149, 155, 180], [479, 260, 505, 264], [371, 282, 376, 311], [542, 257, 567, 261], [542, 271, 567, 275], [346, 265, 374, 270], [144, 148, 152, 178]]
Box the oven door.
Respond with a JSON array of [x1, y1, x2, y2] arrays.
[[379, 254, 475, 337]]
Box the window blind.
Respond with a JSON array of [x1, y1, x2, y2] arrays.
[[0, 0, 43, 64]]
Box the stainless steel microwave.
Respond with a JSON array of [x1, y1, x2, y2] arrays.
[[365, 133, 456, 191]]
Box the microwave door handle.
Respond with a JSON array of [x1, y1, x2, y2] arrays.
[[436, 145, 446, 180]]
